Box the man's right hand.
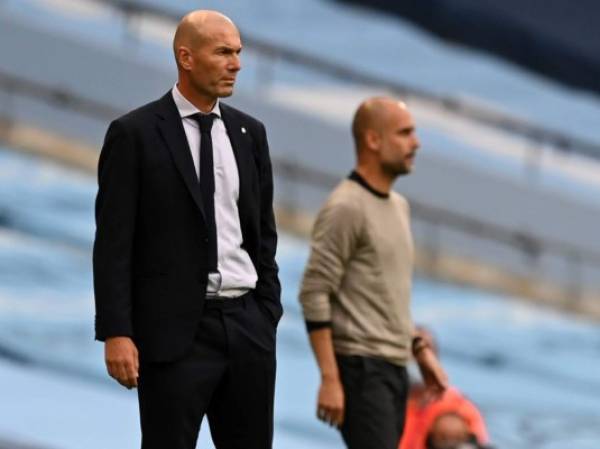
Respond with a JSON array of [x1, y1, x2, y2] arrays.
[[317, 376, 345, 428], [308, 327, 345, 427], [105, 336, 139, 389]]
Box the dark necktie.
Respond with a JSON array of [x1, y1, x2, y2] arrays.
[[192, 113, 218, 272]]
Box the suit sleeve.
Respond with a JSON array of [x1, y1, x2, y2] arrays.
[[253, 121, 282, 324], [93, 119, 139, 341]]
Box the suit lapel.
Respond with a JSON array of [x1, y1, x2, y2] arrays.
[[155, 92, 206, 222], [220, 104, 253, 215]]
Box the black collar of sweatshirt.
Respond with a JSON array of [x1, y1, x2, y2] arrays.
[[348, 171, 389, 199]]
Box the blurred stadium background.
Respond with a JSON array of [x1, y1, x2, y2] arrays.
[[1, 0, 599, 448]]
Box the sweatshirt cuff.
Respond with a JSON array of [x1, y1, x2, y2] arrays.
[[305, 320, 333, 332]]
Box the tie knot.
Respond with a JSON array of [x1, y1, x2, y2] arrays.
[[192, 113, 217, 134]]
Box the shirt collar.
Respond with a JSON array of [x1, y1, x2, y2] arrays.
[[172, 84, 221, 120], [348, 170, 389, 199]]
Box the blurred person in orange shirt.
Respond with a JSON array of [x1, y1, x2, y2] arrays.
[[425, 412, 493, 449], [400, 327, 490, 449]]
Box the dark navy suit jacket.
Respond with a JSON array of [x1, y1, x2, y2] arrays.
[[93, 92, 281, 362]]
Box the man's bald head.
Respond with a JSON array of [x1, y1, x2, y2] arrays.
[[173, 10, 239, 68], [351, 97, 408, 150], [172, 9, 242, 110], [351, 96, 419, 178]]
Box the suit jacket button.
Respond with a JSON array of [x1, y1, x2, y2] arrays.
[[203, 238, 208, 243]]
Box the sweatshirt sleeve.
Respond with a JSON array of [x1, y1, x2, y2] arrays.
[[299, 199, 363, 324]]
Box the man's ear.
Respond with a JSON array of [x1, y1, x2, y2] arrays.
[[177, 47, 192, 71], [364, 129, 380, 153]]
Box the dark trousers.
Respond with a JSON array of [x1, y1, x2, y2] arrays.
[[337, 354, 409, 449], [137, 292, 277, 449]]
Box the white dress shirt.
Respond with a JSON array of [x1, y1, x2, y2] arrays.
[[172, 85, 258, 298]]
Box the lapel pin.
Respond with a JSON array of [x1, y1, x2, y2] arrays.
[[241, 126, 247, 134]]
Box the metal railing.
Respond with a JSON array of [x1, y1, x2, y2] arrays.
[[97, 0, 600, 160]]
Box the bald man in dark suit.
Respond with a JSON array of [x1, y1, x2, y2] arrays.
[[93, 10, 281, 449]]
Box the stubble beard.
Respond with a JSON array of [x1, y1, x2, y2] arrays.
[[382, 160, 412, 178], [218, 84, 235, 98]]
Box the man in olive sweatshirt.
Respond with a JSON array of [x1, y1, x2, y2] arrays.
[[299, 97, 448, 449]]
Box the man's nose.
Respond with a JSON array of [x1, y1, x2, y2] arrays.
[[412, 135, 420, 150], [229, 54, 241, 72]]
